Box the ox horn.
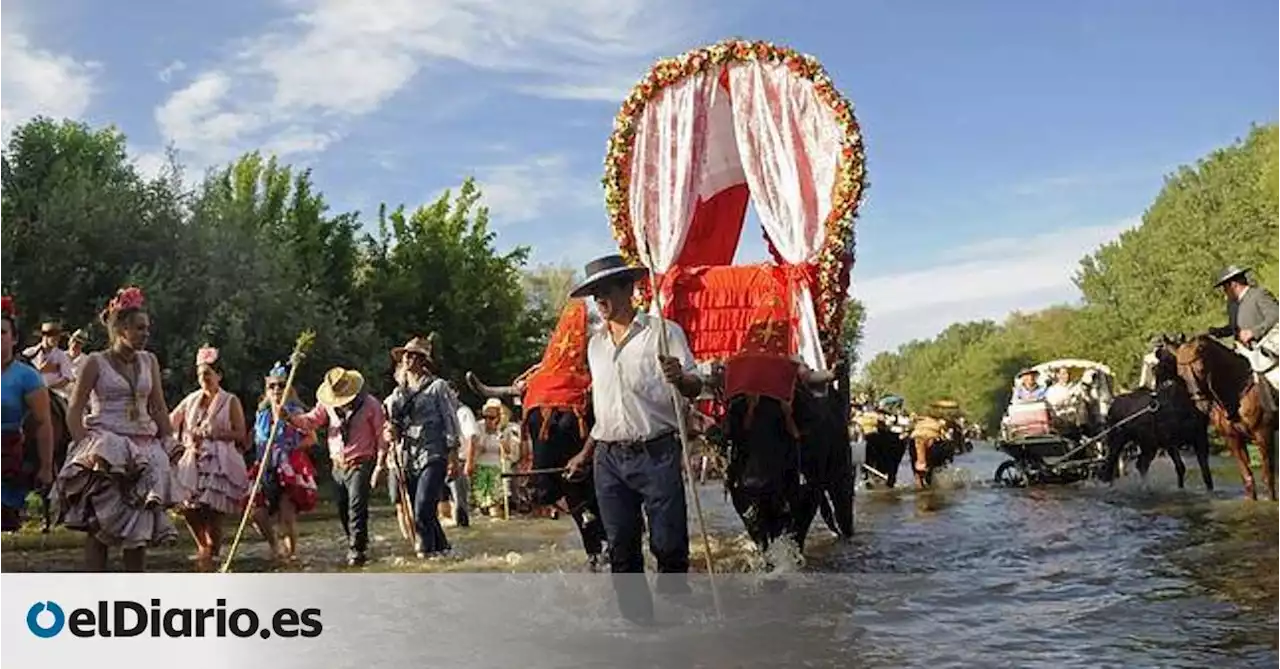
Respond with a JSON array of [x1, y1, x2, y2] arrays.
[[466, 371, 520, 399], [802, 368, 836, 385]]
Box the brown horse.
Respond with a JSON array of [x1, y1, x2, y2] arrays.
[[1174, 335, 1278, 501], [21, 391, 73, 532]]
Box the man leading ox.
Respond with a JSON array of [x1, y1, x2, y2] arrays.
[[562, 254, 702, 625]]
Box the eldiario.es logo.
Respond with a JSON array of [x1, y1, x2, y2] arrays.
[[27, 599, 322, 639]]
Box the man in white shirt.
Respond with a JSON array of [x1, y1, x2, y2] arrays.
[[451, 393, 479, 528], [67, 329, 90, 383], [23, 322, 75, 400], [563, 254, 702, 624]]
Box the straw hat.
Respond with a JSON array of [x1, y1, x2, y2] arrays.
[[316, 367, 365, 408], [69, 329, 89, 344]]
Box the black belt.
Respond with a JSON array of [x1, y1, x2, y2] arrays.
[[597, 430, 677, 452]]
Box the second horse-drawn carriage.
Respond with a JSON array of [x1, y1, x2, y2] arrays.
[[993, 358, 1140, 487]]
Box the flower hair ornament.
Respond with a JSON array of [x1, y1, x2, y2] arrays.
[[196, 345, 219, 367], [0, 296, 14, 319], [107, 285, 146, 315]]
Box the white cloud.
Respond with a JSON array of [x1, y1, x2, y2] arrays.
[[0, 23, 99, 139], [473, 154, 599, 226], [151, 0, 697, 170], [852, 218, 1140, 360], [157, 60, 187, 83]]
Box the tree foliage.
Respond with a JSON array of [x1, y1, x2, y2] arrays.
[[1, 117, 551, 410], [859, 123, 1279, 432]]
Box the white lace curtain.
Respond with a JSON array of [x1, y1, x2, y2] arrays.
[[728, 61, 843, 372], [626, 60, 844, 371]]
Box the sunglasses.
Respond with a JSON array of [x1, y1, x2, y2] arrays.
[[267, 382, 286, 390]]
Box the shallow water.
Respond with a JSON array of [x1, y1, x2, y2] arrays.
[[3, 443, 1276, 668], [684, 443, 1278, 668]]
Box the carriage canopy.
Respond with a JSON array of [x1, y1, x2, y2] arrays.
[[603, 38, 867, 372], [1024, 359, 1115, 384]]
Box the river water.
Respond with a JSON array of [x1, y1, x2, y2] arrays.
[[638, 443, 1279, 668]]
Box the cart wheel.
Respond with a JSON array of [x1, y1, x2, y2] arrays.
[[994, 460, 1029, 488]]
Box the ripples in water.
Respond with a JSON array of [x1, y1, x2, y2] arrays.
[[771, 446, 1280, 668]]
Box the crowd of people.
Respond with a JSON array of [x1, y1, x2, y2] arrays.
[[0, 287, 537, 571], [1, 252, 702, 622]]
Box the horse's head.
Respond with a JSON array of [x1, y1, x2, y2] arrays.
[[1174, 336, 1219, 413]]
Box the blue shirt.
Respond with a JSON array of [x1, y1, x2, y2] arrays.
[[1014, 385, 1046, 403], [2, 361, 44, 432]]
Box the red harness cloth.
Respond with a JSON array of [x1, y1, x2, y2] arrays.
[[522, 299, 592, 441]]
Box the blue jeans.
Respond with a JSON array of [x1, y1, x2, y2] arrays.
[[594, 433, 691, 622], [407, 459, 450, 554]]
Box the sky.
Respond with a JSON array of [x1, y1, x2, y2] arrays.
[[2, 0, 1277, 365]]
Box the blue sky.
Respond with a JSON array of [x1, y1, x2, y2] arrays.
[[3, 0, 1276, 362]]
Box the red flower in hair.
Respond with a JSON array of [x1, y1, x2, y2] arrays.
[[0, 295, 14, 318], [108, 285, 146, 313]]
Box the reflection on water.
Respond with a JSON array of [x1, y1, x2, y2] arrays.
[[770, 444, 1279, 668]]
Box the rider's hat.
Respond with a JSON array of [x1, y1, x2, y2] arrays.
[[1212, 265, 1251, 288], [569, 254, 648, 298]]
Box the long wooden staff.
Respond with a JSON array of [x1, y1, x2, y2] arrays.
[[220, 331, 316, 573], [639, 248, 722, 618], [389, 439, 418, 547]]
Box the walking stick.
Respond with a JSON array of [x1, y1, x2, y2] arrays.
[[390, 443, 418, 548], [639, 249, 723, 618], [219, 331, 316, 573]]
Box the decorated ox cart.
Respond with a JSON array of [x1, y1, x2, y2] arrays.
[[602, 38, 867, 554]]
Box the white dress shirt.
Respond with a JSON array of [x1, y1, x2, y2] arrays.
[[587, 312, 697, 443]]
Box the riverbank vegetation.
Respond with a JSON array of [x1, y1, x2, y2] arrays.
[[1, 117, 578, 410], [860, 124, 1279, 431]]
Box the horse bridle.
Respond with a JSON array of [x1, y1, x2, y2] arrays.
[[1176, 345, 1222, 412]]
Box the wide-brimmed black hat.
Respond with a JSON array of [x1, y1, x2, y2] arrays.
[[1213, 265, 1251, 288], [568, 254, 648, 299]]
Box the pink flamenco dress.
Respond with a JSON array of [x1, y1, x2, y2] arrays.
[[52, 351, 183, 548], [171, 389, 249, 514]]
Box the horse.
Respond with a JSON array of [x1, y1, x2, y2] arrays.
[[1100, 337, 1212, 490], [1174, 334, 1277, 500]]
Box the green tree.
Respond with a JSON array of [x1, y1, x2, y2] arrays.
[[862, 123, 1278, 432]]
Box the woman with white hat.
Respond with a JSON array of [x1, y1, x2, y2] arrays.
[[381, 334, 459, 557], [471, 397, 521, 519]]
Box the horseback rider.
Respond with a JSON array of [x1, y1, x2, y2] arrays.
[[1207, 265, 1278, 411]]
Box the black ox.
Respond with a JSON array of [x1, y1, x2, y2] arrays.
[[465, 373, 608, 570], [709, 360, 856, 559]]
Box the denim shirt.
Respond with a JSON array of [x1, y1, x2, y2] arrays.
[[385, 375, 459, 471]]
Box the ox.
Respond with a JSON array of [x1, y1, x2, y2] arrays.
[[709, 357, 856, 560], [467, 373, 607, 568], [464, 299, 607, 569]]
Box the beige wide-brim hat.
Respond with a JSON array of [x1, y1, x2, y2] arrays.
[[391, 333, 442, 371], [482, 397, 504, 416], [391, 335, 432, 362], [316, 367, 365, 408]]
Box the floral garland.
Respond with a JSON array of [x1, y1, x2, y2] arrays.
[[601, 38, 867, 366]]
